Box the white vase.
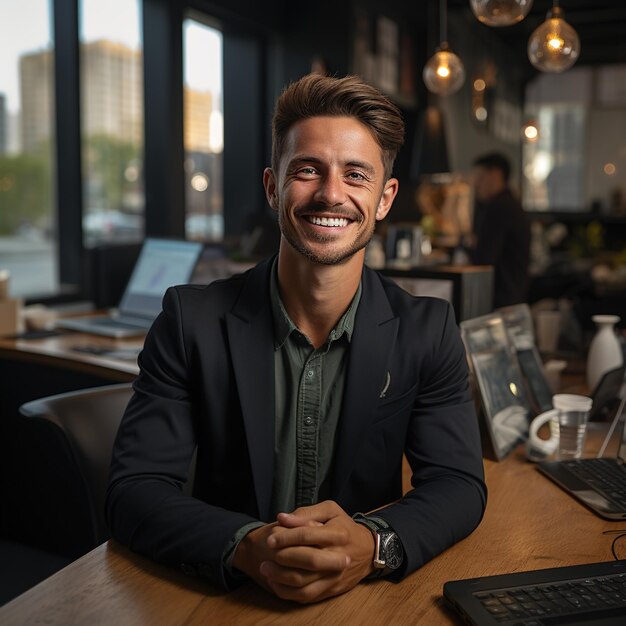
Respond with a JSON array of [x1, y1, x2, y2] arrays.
[[586, 315, 623, 392]]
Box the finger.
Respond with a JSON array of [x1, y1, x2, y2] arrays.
[[275, 513, 323, 529], [268, 574, 342, 604], [267, 525, 349, 550], [277, 500, 341, 525], [272, 545, 350, 572], [259, 561, 324, 588]]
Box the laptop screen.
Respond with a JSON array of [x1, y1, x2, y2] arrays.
[[118, 239, 203, 319]]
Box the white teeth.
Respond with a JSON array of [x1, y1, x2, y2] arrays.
[[309, 216, 348, 227]]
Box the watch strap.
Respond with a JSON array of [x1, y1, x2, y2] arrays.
[[352, 513, 394, 579]]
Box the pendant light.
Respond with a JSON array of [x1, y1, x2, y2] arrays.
[[522, 119, 539, 142], [527, 1, 580, 73], [470, 0, 533, 27], [423, 0, 465, 96]]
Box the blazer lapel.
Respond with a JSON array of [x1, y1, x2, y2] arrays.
[[226, 259, 275, 522], [332, 268, 399, 498]]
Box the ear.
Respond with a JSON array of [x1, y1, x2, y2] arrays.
[[375, 178, 399, 221], [263, 167, 279, 211]]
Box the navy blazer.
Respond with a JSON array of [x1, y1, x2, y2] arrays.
[[106, 258, 487, 589]]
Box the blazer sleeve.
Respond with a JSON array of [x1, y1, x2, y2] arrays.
[[105, 287, 259, 590], [375, 302, 487, 579]]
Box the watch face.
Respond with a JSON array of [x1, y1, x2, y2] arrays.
[[381, 532, 404, 570]]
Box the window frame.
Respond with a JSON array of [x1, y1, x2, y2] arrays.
[[30, 0, 268, 304]]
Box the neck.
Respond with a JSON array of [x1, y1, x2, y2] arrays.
[[276, 240, 363, 349]]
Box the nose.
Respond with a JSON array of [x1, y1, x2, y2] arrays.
[[313, 172, 345, 207]]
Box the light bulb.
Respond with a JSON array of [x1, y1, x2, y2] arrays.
[[528, 6, 580, 73], [423, 44, 465, 96], [522, 120, 539, 141], [470, 0, 533, 27]]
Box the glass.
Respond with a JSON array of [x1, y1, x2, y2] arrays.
[[554, 394, 592, 460], [470, 0, 533, 27], [0, 0, 57, 297], [527, 7, 580, 74], [423, 45, 465, 97], [80, 0, 144, 247], [183, 17, 224, 242]]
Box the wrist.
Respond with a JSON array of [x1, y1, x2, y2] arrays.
[[353, 515, 404, 578], [232, 524, 263, 576], [354, 519, 377, 579]]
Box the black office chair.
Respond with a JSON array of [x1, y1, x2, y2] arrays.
[[19, 383, 135, 550]]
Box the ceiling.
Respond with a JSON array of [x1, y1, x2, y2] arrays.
[[448, 0, 626, 75]]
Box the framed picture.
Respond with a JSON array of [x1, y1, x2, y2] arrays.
[[350, 8, 417, 108], [498, 303, 554, 415], [461, 313, 531, 461]]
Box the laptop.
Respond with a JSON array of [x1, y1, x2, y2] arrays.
[[444, 559, 626, 625], [56, 238, 203, 338], [537, 392, 626, 521]]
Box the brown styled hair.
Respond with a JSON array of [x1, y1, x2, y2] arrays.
[[271, 74, 405, 181]]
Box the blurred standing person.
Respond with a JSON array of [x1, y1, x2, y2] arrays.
[[470, 152, 530, 308]]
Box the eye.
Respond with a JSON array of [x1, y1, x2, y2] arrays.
[[346, 171, 367, 181], [296, 167, 318, 177]]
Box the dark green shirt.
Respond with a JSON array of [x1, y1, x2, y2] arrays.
[[222, 261, 390, 579], [269, 260, 361, 515]]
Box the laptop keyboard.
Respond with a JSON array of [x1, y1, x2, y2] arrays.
[[563, 458, 626, 509], [474, 573, 626, 623]]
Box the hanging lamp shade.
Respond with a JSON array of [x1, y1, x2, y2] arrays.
[[410, 105, 450, 178], [527, 5, 580, 73], [470, 0, 534, 27], [423, 42, 466, 96]]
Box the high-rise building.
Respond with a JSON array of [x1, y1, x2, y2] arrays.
[[0, 93, 6, 155], [80, 40, 143, 144], [20, 40, 215, 153], [184, 89, 212, 153], [19, 41, 143, 153], [19, 48, 54, 153]]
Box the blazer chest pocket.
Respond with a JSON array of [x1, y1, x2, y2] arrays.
[[372, 383, 417, 425]]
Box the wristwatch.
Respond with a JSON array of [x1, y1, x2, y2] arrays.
[[372, 529, 404, 573]]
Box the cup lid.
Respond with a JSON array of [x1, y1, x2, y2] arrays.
[[552, 393, 593, 412]]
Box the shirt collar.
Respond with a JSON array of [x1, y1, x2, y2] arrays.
[[270, 258, 361, 350]]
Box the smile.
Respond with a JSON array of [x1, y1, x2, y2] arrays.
[[306, 216, 350, 227]]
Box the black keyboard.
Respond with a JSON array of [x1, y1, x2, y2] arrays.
[[474, 572, 626, 623], [563, 459, 626, 509]]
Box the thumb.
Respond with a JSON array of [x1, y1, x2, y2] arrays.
[[276, 500, 340, 527], [275, 512, 324, 528]]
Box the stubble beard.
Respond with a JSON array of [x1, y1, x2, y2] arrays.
[[278, 210, 375, 266]]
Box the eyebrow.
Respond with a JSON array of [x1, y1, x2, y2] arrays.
[[288, 155, 377, 177]]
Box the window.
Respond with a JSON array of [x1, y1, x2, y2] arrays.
[[80, 0, 144, 246], [523, 65, 626, 214], [0, 0, 57, 297], [522, 104, 586, 211], [183, 17, 224, 242]]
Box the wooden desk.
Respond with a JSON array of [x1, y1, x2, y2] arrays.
[[2, 428, 624, 625], [0, 331, 140, 382]]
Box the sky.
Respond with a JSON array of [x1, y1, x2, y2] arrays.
[[0, 0, 222, 114]]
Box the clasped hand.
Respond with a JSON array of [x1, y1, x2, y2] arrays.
[[233, 500, 375, 603]]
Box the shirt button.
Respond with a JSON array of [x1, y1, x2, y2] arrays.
[[307, 370, 314, 378], [304, 416, 313, 425]]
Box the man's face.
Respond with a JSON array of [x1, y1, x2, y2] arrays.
[[473, 166, 504, 203], [264, 116, 398, 266]]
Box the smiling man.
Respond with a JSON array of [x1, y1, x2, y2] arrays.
[[106, 74, 487, 604]]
